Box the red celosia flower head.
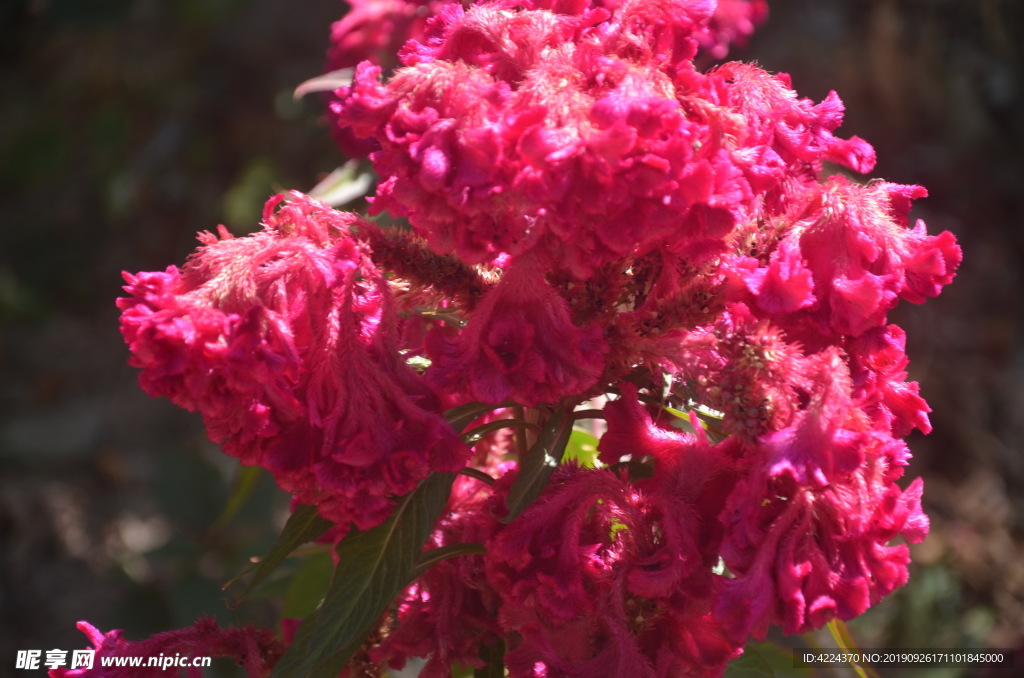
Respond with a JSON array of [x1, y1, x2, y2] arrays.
[[333, 0, 763, 277], [716, 462, 928, 642], [118, 192, 470, 532], [332, 0, 881, 286], [791, 176, 961, 337]]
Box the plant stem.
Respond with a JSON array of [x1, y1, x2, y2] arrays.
[[827, 620, 879, 678], [513, 406, 529, 461]]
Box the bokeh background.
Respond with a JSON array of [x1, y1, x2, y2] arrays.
[[1, 1, 1021, 676]]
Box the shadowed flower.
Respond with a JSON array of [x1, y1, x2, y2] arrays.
[[50, 617, 284, 678]]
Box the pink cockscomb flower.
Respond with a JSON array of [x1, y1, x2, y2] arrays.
[[711, 62, 877, 195], [332, 1, 876, 281], [716, 455, 928, 641], [788, 177, 961, 338], [487, 461, 741, 678], [668, 303, 810, 441], [324, 0, 451, 157], [50, 617, 284, 678], [847, 324, 932, 437], [426, 258, 608, 406], [333, 0, 750, 277], [118, 192, 470, 532], [711, 344, 929, 640]]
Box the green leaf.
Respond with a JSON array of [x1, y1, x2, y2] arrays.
[[501, 408, 574, 523], [269, 610, 362, 678], [273, 472, 455, 678], [724, 644, 775, 678], [563, 428, 600, 467], [444, 401, 510, 434], [210, 465, 262, 533], [409, 542, 487, 582], [663, 405, 727, 443], [475, 638, 506, 678], [231, 504, 333, 605], [282, 552, 334, 619], [245, 573, 295, 602], [726, 642, 813, 678], [305, 159, 373, 207]]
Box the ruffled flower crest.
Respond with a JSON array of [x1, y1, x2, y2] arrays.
[[788, 177, 962, 337], [118, 192, 470, 533], [334, 1, 810, 278], [716, 458, 928, 642], [486, 455, 741, 678], [50, 618, 284, 678]]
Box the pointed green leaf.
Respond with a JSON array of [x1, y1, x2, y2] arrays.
[[211, 465, 263, 534], [664, 405, 726, 443], [501, 407, 574, 523], [444, 401, 510, 433], [725, 642, 813, 678], [282, 552, 334, 619], [270, 610, 363, 678], [754, 640, 813, 677], [664, 405, 699, 435], [231, 504, 333, 605], [409, 542, 487, 581], [275, 472, 455, 678]]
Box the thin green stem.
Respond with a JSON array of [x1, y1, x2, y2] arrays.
[[827, 620, 876, 678], [458, 468, 496, 486], [461, 419, 541, 445]]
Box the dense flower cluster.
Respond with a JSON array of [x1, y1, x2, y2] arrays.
[[323, 0, 769, 159], [481, 385, 744, 678], [105, 0, 961, 676], [118, 192, 470, 535]]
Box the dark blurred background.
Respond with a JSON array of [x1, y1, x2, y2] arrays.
[[0, 1, 1021, 676]]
